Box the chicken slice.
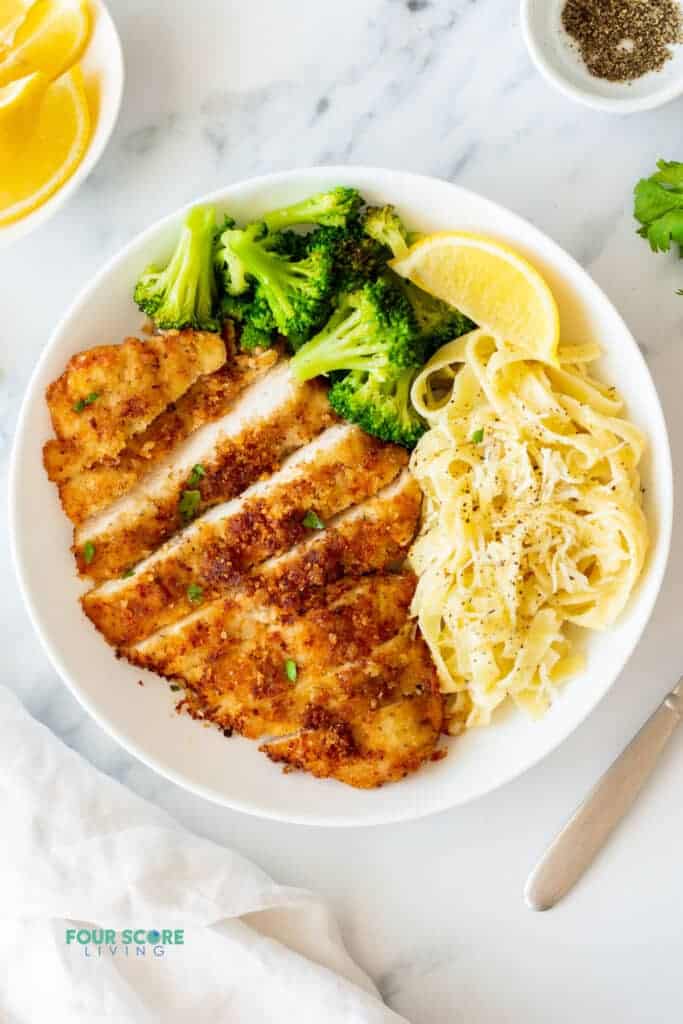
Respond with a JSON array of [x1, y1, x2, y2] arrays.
[[44, 330, 226, 475], [256, 620, 443, 789], [261, 688, 443, 789], [47, 346, 277, 524], [73, 362, 337, 581], [134, 564, 444, 788], [82, 424, 408, 646], [130, 573, 417, 738]]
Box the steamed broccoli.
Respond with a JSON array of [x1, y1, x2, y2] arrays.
[[402, 280, 475, 354], [215, 222, 333, 340], [328, 367, 426, 449], [240, 290, 278, 350], [362, 205, 474, 353], [239, 320, 274, 351], [262, 187, 362, 232], [221, 289, 277, 351], [363, 205, 410, 261], [220, 291, 250, 323], [266, 229, 311, 260], [308, 220, 390, 293], [289, 277, 421, 382], [134, 205, 218, 330], [215, 212, 236, 235]]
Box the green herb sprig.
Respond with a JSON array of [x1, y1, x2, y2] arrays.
[[634, 160, 683, 257]]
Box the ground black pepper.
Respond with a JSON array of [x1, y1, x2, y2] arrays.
[[561, 0, 683, 82]]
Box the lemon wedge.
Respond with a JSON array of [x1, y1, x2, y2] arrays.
[[0, 64, 90, 226], [391, 231, 560, 364], [0, 0, 90, 86]]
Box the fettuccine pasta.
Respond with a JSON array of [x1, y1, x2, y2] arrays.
[[408, 329, 649, 733]]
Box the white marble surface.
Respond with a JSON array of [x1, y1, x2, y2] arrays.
[[3, 1, 683, 1020]]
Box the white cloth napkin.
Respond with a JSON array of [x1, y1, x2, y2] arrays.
[[0, 685, 407, 1023]]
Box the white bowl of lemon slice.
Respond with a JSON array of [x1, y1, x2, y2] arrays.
[[0, 0, 123, 246]]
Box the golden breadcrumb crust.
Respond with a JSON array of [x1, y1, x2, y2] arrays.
[[44, 330, 226, 480], [53, 347, 277, 524]]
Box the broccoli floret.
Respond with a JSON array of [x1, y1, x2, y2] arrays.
[[262, 187, 362, 232], [363, 206, 474, 350], [401, 279, 475, 355], [134, 205, 218, 330], [246, 289, 277, 333], [363, 205, 410, 261], [328, 367, 426, 449], [289, 277, 421, 382], [222, 289, 277, 351], [266, 229, 310, 260], [215, 212, 236, 236], [239, 320, 274, 351], [215, 222, 333, 340], [220, 291, 251, 323], [308, 220, 390, 293], [215, 221, 263, 297], [241, 289, 277, 349]]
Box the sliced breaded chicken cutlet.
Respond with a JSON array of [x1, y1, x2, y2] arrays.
[[74, 361, 337, 581], [43, 329, 226, 480], [43, 332, 444, 789]]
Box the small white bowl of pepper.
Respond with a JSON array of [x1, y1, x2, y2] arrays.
[[521, 0, 683, 114]]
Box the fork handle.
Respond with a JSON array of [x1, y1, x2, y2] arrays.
[[525, 682, 683, 911]]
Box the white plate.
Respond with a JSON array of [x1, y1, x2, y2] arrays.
[[9, 167, 673, 826], [0, 0, 124, 247]]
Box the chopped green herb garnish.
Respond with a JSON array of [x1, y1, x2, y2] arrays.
[[188, 463, 206, 487], [170, 684, 182, 692], [302, 509, 325, 530], [284, 658, 298, 683], [73, 392, 100, 413], [83, 541, 96, 564], [178, 489, 201, 523], [471, 428, 484, 444], [121, 567, 135, 579], [187, 582, 204, 604]]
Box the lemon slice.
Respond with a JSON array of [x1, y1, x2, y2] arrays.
[[0, 0, 32, 48], [0, 64, 45, 123], [0, 64, 90, 226], [0, 0, 90, 86], [391, 231, 560, 364]]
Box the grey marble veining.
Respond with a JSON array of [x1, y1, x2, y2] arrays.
[[3, 2, 683, 1021]]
